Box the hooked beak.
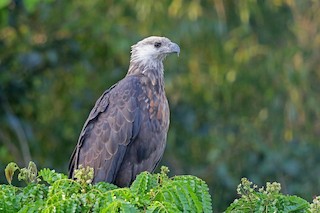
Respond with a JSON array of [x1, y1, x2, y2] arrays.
[[169, 42, 180, 56]]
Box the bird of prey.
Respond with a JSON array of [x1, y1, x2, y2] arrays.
[[68, 36, 180, 187]]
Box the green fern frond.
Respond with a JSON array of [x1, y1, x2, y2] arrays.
[[42, 193, 81, 213], [93, 188, 138, 212], [152, 175, 212, 213], [47, 179, 82, 198], [20, 183, 48, 204], [100, 200, 139, 213], [173, 175, 212, 213], [93, 181, 118, 193], [105, 187, 133, 200], [146, 201, 180, 213], [38, 168, 68, 185], [130, 171, 158, 195], [0, 185, 21, 212], [18, 200, 45, 212], [154, 181, 190, 212], [92, 188, 134, 211], [92, 192, 114, 211]]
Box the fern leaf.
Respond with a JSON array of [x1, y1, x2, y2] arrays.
[[100, 200, 138, 213], [153, 175, 212, 213], [130, 171, 158, 195], [47, 179, 82, 198], [173, 175, 213, 213], [93, 181, 118, 193], [196, 179, 213, 213], [154, 182, 191, 212], [184, 182, 203, 212], [92, 188, 134, 211], [19, 183, 48, 208], [92, 192, 114, 212], [172, 177, 201, 211], [146, 201, 180, 213], [0, 185, 21, 212], [42, 193, 81, 213], [18, 200, 45, 212], [38, 168, 68, 185]]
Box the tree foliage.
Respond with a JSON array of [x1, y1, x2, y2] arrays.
[[3, 162, 320, 212], [1, 162, 212, 212], [1, 0, 320, 211], [226, 178, 310, 213]]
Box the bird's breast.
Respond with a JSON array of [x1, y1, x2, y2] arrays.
[[145, 90, 169, 129], [136, 74, 169, 135]]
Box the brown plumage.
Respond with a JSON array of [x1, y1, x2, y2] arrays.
[[68, 36, 180, 187]]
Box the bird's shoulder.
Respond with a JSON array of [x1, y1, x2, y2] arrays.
[[111, 74, 144, 95], [85, 75, 143, 120]]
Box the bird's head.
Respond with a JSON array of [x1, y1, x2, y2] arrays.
[[130, 36, 180, 71]]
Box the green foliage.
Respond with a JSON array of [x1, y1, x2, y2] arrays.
[[310, 196, 320, 213], [226, 178, 311, 213], [73, 165, 94, 185], [3, 162, 320, 213], [18, 161, 38, 184], [0, 163, 212, 212], [38, 168, 68, 185]]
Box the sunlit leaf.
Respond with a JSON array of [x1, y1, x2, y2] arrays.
[[4, 162, 19, 185], [0, 0, 10, 9]]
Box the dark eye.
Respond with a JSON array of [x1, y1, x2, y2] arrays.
[[154, 42, 161, 48]]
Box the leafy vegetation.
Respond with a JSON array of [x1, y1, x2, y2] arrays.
[[226, 178, 311, 213], [1, 0, 320, 211], [1, 162, 212, 212], [2, 162, 320, 212]]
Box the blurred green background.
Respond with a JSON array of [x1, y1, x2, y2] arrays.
[[1, 0, 320, 211]]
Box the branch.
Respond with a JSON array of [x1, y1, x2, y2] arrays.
[[3, 102, 32, 166]]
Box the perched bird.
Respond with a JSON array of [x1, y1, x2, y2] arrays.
[[68, 36, 180, 187]]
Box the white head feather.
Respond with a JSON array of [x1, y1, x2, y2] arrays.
[[129, 36, 180, 74]]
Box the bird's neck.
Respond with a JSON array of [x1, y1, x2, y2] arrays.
[[128, 57, 163, 74], [127, 60, 165, 92]]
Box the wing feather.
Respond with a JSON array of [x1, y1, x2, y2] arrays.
[[68, 77, 141, 183]]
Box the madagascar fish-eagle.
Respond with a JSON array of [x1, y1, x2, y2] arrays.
[[68, 36, 180, 187]]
